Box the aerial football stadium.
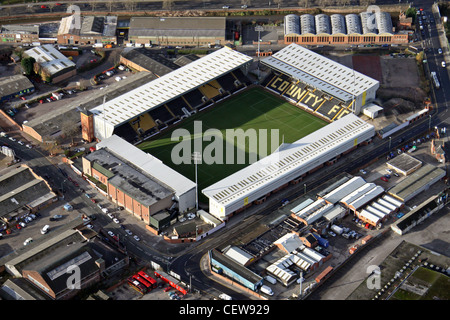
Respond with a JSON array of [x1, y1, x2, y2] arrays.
[[83, 44, 379, 220]]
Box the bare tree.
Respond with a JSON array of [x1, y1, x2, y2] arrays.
[[298, 0, 310, 8], [162, 0, 174, 11]]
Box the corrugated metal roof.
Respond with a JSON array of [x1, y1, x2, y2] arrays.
[[262, 44, 379, 102], [96, 135, 196, 197], [90, 47, 252, 128]]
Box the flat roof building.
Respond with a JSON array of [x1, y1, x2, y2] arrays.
[[128, 16, 226, 47], [387, 164, 446, 203], [386, 153, 422, 176], [0, 74, 34, 102], [95, 134, 196, 213]]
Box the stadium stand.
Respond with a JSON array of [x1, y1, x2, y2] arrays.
[[263, 72, 352, 121], [183, 88, 207, 110], [216, 72, 240, 93], [166, 97, 192, 118], [149, 105, 175, 124], [199, 80, 223, 100], [231, 68, 251, 86]]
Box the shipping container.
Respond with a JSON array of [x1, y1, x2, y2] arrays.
[[315, 266, 333, 283], [361, 235, 373, 245]]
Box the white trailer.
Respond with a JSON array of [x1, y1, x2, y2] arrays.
[[331, 224, 344, 235]]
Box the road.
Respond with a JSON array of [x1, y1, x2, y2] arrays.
[[0, 0, 413, 18]]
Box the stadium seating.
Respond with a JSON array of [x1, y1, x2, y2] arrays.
[[149, 105, 175, 124], [216, 73, 239, 93], [183, 88, 207, 109], [166, 97, 192, 118], [113, 122, 141, 143], [199, 80, 223, 100], [231, 68, 251, 85]]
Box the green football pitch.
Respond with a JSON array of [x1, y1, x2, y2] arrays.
[[138, 87, 327, 201]]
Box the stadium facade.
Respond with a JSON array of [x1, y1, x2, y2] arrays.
[[261, 43, 379, 119], [284, 12, 409, 46], [203, 113, 375, 220]]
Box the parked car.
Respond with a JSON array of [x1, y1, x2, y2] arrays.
[[107, 230, 114, 237], [384, 174, 391, 179], [113, 218, 120, 224], [380, 176, 388, 182], [125, 229, 132, 236], [133, 235, 140, 241], [53, 214, 63, 220]]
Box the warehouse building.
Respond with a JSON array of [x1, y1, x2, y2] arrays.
[[0, 74, 35, 102], [128, 17, 226, 47], [320, 176, 367, 204], [387, 164, 446, 203], [0, 165, 57, 222], [391, 193, 447, 235], [284, 12, 408, 45], [261, 43, 379, 116], [57, 15, 117, 45], [203, 114, 375, 220], [119, 48, 180, 76], [93, 134, 196, 214], [386, 153, 422, 176], [209, 249, 263, 292], [3, 229, 128, 300], [23, 44, 76, 83]]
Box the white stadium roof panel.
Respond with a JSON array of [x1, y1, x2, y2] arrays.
[[262, 44, 378, 102], [90, 47, 252, 127]]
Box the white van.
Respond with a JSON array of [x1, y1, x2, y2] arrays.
[[261, 285, 273, 296], [41, 225, 50, 234], [93, 43, 104, 48], [23, 238, 33, 246], [265, 275, 277, 285]]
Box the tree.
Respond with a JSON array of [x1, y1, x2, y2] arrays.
[[21, 57, 35, 76]]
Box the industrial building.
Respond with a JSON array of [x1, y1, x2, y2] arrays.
[[0, 74, 35, 102], [0, 165, 57, 222], [261, 43, 380, 117], [23, 44, 76, 83], [3, 229, 128, 300], [283, 12, 409, 46], [57, 15, 117, 45], [85, 47, 252, 142], [387, 164, 446, 203], [203, 114, 375, 220], [386, 153, 422, 176], [391, 193, 447, 235], [127, 17, 226, 47], [92, 134, 196, 215], [208, 249, 263, 292], [119, 47, 180, 76]]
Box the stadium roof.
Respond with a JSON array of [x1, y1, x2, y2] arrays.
[[261, 44, 379, 102], [90, 47, 252, 128], [96, 135, 196, 199], [203, 114, 374, 210]]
